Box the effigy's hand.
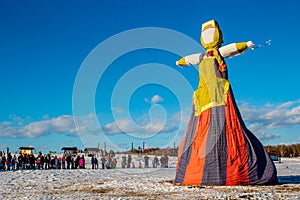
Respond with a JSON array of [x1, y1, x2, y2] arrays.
[[176, 57, 186, 68], [247, 41, 255, 50]]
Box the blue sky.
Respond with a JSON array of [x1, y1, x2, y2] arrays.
[[1, 0, 300, 153]]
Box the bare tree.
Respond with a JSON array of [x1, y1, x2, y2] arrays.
[[277, 145, 288, 157]]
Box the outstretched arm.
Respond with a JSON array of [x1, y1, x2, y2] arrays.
[[176, 53, 205, 68], [219, 41, 254, 58]]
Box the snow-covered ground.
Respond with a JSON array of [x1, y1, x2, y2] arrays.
[[0, 157, 300, 199]]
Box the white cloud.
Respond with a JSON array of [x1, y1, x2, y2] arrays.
[[151, 95, 164, 104], [3, 99, 297, 142], [247, 123, 280, 141], [239, 99, 300, 141], [102, 119, 132, 135], [19, 115, 79, 138], [171, 107, 191, 125], [0, 106, 190, 139], [0, 114, 98, 138], [102, 112, 180, 137], [145, 94, 164, 104], [0, 111, 180, 139], [0, 121, 12, 126], [239, 100, 300, 129], [278, 101, 294, 109]]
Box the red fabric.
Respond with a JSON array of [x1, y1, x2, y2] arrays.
[[225, 93, 249, 185], [182, 109, 210, 185]]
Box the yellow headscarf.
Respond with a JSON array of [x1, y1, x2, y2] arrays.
[[200, 20, 225, 69]]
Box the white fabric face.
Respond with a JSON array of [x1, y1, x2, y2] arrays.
[[201, 28, 215, 44]]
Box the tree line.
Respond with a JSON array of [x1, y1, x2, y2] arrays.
[[264, 144, 300, 157]]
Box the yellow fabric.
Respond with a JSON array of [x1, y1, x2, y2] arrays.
[[236, 42, 248, 54], [177, 57, 186, 66], [200, 20, 223, 50], [212, 48, 224, 68], [192, 20, 232, 116], [193, 57, 230, 116]]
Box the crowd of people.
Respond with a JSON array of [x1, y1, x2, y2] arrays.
[[0, 151, 88, 170], [121, 154, 169, 168], [0, 150, 170, 171]]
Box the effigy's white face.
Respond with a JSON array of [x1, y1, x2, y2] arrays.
[[201, 28, 216, 45]]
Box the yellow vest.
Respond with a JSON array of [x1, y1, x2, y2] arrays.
[[193, 56, 230, 116]]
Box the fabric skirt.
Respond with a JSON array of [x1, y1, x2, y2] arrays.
[[175, 88, 278, 185]]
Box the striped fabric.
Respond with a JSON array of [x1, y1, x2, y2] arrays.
[[175, 53, 278, 186]]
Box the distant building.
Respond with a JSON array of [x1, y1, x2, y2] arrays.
[[61, 147, 78, 155], [19, 146, 35, 154], [84, 147, 100, 157]]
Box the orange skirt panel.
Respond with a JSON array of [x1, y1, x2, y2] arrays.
[[225, 93, 249, 185], [182, 108, 210, 185]]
